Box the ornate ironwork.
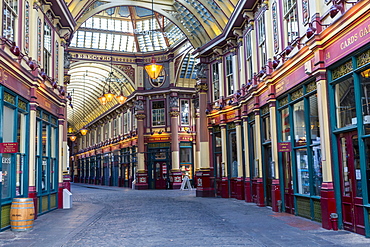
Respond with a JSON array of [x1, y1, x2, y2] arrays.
[[4, 92, 15, 105], [279, 96, 289, 107], [272, 2, 279, 54], [135, 113, 146, 120], [36, 110, 41, 118], [306, 81, 317, 93], [248, 113, 255, 122], [302, 0, 309, 24], [195, 83, 208, 92], [291, 88, 303, 101], [332, 60, 353, 80], [18, 100, 27, 111], [51, 118, 57, 125], [227, 122, 236, 129], [261, 105, 269, 115], [42, 113, 49, 122], [25, 1, 30, 54], [169, 111, 180, 117], [357, 49, 370, 68]]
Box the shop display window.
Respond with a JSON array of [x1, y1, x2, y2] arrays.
[[296, 149, 309, 194], [293, 100, 306, 146], [335, 78, 356, 128]]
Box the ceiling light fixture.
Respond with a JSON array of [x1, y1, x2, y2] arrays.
[[144, 0, 164, 80]]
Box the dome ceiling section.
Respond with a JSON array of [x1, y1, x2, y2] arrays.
[[67, 62, 133, 131], [71, 0, 238, 49], [70, 6, 186, 53]]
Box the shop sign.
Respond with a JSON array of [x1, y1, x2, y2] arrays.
[[226, 110, 237, 122], [325, 19, 370, 66], [278, 142, 291, 152], [0, 143, 18, 153], [147, 136, 170, 142]]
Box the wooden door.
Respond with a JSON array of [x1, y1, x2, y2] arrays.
[[264, 145, 273, 207], [338, 132, 365, 235], [283, 152, 294, 214]]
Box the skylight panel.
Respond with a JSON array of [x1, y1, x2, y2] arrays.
[[106, 33, 114, 50], [85, 18, 93, 28], [91, 32, 100, 49], [100, 18, 108, 29], [120, 35, 127, 51], [99, 33, 107, 49], [113, 34, 121, 51], [77, 31, 85, 47], [85, 32, 92, 48], [115, 20, 122, 31]]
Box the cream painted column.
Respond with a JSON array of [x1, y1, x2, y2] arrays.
[[269, 99, 279, 179], [317, 78, 333, 182], [254, 111, 263, 178], [218, 58, 225, 98], [220, 124, 227, 177], [242, 117, 250, 178], [236, 121, 243, 177], [134, 108, 148, 189], [194, 111, 200, 172], [28, 100, 38, 193], [237, 37, 246, 90]]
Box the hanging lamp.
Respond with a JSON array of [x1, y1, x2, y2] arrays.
[[144, 0, 163, 80], [80, 72, 88, 135]]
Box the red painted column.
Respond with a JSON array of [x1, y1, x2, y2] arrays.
[[255, 178, 265, 207], [28, 186, 38, 219], [244, 177, 252, 202], [236, 178, 245, 200], [195, 75, 214, 197], [271, 179, 281, 212], [135, 110, 148, 190], [321, 182, 337, 230], [169, 94, 181, 189]]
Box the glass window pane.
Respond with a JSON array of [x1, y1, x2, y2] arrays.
[[51, 126, 56, 158], [16, 154, 24, 196], [42, 157, 47, 191], [1, 153, 12, 198], [42, 123, 49, 156], [335, 78, 356, 128], [296, 148, 309, 194], [293, 100, 306, 146], [181, 100, 189, 125], [312, 145, 322, 196], [309, 95, 320, 143], [229, 131, 238, 177], [281, 108, 290, 142], [3, 105, 15, 142]]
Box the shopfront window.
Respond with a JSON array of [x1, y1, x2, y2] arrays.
[[3, 0, 18, 40], [1, 94, 28, 199], [36, 110, 58, 194], [180, 100, 189, 125], [229, 130, 238, 178], [225, 54, 234, 95], [152, 101, 165, 126], [335, 78, 356, 129], [212, 62, 220, 101], [293, 100, 306, 146], [278, 84, 322, 196], [281, 107, 290, 142], [180, 144, 192, 178]]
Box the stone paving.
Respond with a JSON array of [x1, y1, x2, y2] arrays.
[[1, 183, 370, 246]]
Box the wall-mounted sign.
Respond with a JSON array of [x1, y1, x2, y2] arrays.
[[0, 143, 18, 153], [278, 142, 291, 152]]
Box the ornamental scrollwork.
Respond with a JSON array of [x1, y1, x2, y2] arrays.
[[135, 113, 146, 120], [169, 111, 180, 117], [134, 100, 144, 110], [195, 83, 208, 92], [194, 63, 207, 80]]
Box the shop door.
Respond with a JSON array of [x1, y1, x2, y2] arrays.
[[263, 145, 273, 207], [215, 153, 223, 197], [148, 149, 169, 189], [338, 132, 365, 235], [283, 152, 294, 214]]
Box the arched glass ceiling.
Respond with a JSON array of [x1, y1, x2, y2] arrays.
[[69, 6, 186, 53], [67, 62, 135, 132]]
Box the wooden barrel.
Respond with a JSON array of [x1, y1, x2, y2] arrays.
[[10, 198, 35, 231]]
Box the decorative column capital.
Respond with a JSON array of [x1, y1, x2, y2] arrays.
[[169, 111, 180, 117], [195, 82, 208, 92], [135, 113, 146, 120]]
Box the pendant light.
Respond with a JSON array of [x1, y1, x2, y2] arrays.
[[144, 0, 163, 80], [80, 72, 88, 135]]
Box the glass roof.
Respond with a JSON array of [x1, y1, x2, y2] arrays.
[[70, 7, 186, 53]]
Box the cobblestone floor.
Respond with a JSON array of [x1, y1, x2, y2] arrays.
[[1, 183, 370, 247]]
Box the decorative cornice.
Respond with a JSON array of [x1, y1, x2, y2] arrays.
[[169, 111, 180, 117], [135, 113, 146, 120]]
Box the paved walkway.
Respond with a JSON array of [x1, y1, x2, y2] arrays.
[[1, 183, 370, 246]]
